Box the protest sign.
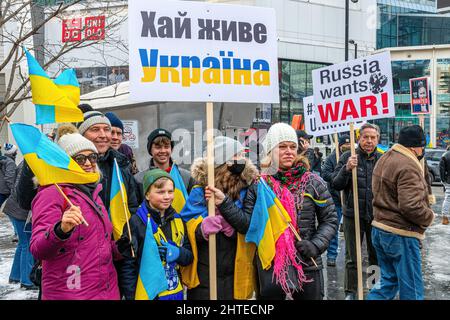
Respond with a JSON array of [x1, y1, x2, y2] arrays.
[[303, 96, 364, 137], [312, 51, 395, 127], [129, 0, 279, 103], [410, 77, 431, 115]]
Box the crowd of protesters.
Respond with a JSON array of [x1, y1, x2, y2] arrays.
[[0, 103, 438, 301]]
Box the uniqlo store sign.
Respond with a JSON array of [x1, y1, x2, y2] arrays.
[[62, 16, 106, 42]]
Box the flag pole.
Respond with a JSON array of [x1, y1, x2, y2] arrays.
[[350, 123, 363, 300], [114, 158, 135, 258], [206, 102, 217, 300], [55, 183, 89, 227]]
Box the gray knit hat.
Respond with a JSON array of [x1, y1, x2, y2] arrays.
[[58, 133, 98, 157], [204, 136, 245, 167], [77, 111, 111, 136]]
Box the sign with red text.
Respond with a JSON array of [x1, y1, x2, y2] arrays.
[[410, 77, 430, 115], [312, 51, 395, 127], [62, 16, 105, 43], [303, 96, 364, 137], [122, 120, 139, 149]]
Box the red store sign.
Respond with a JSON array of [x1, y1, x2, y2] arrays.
[[62, 16, 105, 42]]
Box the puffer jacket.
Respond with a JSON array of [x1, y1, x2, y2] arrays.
[[321, 149, 341, 205], [185, 158, 259, 300], [269, 170, 337, 272], [439, 150, 450, 184], [331, 147, 383, 221], [0, 154, 17, 195], [118, 202, 193, 300], [3, 161, 29, 221], [98, 148, 139, 214], [30, 183, 121, 300], [134, 158, 196, 203]]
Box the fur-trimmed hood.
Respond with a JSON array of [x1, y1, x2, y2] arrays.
[[191, 157, 259, 187]]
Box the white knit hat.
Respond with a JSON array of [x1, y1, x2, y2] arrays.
[[262, 123, 298, 154], [58, 133, 98, 157], [76, 111, 111, 136], [203, 136, 245, 167], [3, 143, 18, 155]]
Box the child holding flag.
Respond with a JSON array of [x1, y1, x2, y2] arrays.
[[119, 169, 193, 300]]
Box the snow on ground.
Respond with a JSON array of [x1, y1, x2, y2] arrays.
[[0, 213, 38, 300]]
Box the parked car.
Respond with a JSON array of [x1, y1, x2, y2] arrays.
[[425, 148, 446, 183]]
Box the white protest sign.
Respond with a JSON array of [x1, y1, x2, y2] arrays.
[[303, 96, 364, 137], [129, 0, 279, 103], [312, 51, 395, 127], [122, 120, 139, 149]]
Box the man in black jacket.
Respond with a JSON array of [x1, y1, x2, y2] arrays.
[[322, 135, 350, 267], [331, 123, 382, 300], [439, 146, 450, 223], [76, 110, 139, 214]]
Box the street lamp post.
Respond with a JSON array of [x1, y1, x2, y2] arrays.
[[345, 0, 359, 62], [349, 39, 357, 59]]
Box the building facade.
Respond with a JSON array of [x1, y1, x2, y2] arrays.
[[374, 0, 450, 148]]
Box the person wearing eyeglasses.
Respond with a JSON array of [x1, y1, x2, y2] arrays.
[[30, 132, 121, 300]]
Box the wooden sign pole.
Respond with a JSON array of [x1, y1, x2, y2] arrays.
[[206, 102, 217, 300], [349, 123, 364, 300], [334, 133, 345, 211], [419, 115, 425, 175]]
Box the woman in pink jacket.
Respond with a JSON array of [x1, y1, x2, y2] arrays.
[[30, 132, 121, 300]]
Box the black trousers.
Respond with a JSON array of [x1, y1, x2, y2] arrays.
[[343, 215, 378, 295], [257, 270, 324, 300]]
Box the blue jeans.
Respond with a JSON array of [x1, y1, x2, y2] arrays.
[[327, 205, 342, 260], [9, 217, 34, 286], [367, 227, 424, 300]]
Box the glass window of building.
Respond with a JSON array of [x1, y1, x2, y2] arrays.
[[273, 59, 328, 124]]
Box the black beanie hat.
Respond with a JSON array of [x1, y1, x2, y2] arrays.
[[338, 135, 350, 147], [147, 128, 174, 154], [398, 125, 426, 148]]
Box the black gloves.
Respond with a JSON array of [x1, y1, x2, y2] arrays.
[[295, 240, 319, 259], [117, 236, 138, 259]]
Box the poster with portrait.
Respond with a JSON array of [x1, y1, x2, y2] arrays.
[[410, 77, 431, 115]]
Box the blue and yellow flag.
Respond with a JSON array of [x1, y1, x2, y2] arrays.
[[135, 217, 168, 300], [170, 165, 188, 213], [10, 123, 99, 186], [109, 158, 130, 240], [24, 48, 83, 124], [246, 178, 291, 270], [376, 144, 389, 154]]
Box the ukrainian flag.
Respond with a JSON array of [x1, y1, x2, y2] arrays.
[[135, 217, 168, 300], [24, 48, 83, 124], [377, 144, 389, 154], [109, 159, 130, 240], [170, 165, 188, 213], [10, 123, 99, 186], [246, 178, 291, 270]]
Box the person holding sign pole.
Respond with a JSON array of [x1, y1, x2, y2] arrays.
[[180, 136, 259, 300], [261, 123, 337, 300], [30, 133, 121, 300], [368, 125, 435, 300], [331, 123, 382, 300], [322, 135, 351, 267]]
